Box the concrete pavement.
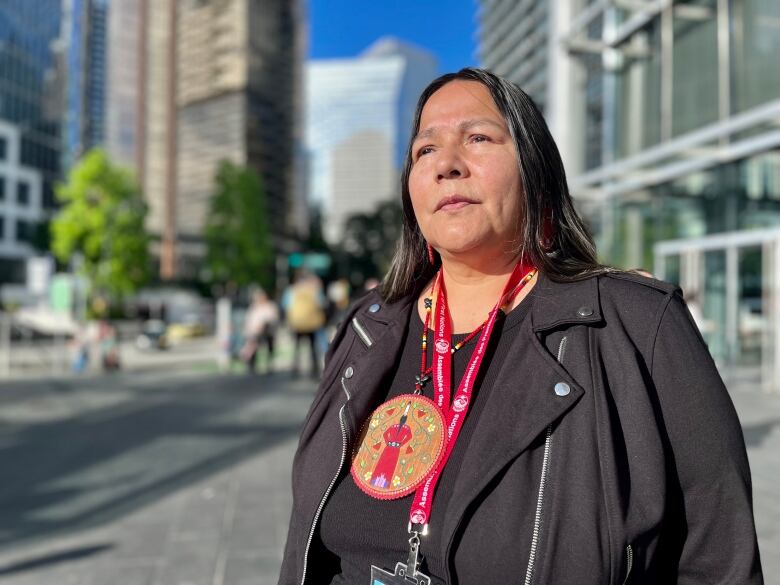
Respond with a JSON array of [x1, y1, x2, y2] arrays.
[[0, 367, 777, 584]]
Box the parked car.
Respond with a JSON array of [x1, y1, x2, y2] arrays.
[[166, 313, 207, 343], [136, 319, 169, 350]]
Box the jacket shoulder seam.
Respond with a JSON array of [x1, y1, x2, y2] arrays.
[[647, 291, 678, 376], [602, 271, 680, 295]]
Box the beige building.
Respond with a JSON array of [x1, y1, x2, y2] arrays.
[[106, 0, 305, 280]]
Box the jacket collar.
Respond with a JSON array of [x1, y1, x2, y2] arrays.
[[530, 271, 603, 332], [355, 271, 603, 337]]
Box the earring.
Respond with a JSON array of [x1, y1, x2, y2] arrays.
[[427, 243, 436, 264]]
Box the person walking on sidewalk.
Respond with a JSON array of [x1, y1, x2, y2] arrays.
[[242, 287, 279, 375], [283, 271, 326, 378]]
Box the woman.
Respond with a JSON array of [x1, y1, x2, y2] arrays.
[[279, 69, 762, 584], [242, 287, 279, 374]]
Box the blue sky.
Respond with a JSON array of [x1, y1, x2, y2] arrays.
[[308, 0, 478, 73]]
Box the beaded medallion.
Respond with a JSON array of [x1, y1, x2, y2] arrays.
[[351, 394, 447, 500]]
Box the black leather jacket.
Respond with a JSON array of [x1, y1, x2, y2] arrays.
[[278, 271, 763, 585]]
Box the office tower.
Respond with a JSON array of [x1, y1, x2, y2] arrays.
[[105, 0, 305, 280], [0, 1, 63, 282], [61, 0, 108, 171], [306, 38, 438, 243]]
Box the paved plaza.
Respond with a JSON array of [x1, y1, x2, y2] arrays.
[[0, 360, 777, 584]]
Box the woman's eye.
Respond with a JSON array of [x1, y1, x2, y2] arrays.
[[470, 134, 490, 143], [417, 146, 434, 157]]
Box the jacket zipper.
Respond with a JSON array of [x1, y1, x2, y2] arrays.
[[300, 377, 351, 585], [524, 424, 552, 585], [524, 335, 567, 584], [351, 316, 374, 347], [622, 544, 633, 585], [556, 335, 568, 363]]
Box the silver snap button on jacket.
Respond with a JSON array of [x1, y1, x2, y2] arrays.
[[554, 382, 571, 396], [368, 303, 381, 313], [344, 366, 354, 378], [577, 306, 594, 317]]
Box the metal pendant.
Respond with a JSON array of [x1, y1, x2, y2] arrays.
[[351, 393, 446, 500]]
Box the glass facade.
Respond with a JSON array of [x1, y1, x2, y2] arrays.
[[0, 0, 63, 208], [566, 0, 780, 265], [477, 0, 551, 113], [551, 0, 780, 384], [732, 0, 780, 113], [63, 0, 108, 170], [602, 151, 780, 270]]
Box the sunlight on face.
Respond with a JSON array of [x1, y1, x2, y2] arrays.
[[409, 80, 524, 262]]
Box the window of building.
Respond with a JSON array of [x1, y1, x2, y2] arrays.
[[672, 1, 719, 136], [0, 176, 5, 201], [615, 21, 662, 158], [17, 181, 29, 205], [732, 0, 780, 113], [0, 217, 5, 240], [16, 220, 32, 243], [0, 136, 7, 160]]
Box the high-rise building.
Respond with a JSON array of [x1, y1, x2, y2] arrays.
[[104, 0, 305, 280], [477, 0, 780, 385], [0, 0, 63, 282], [0, 121, 45, 282], [105, 0, 142, 172], [61, 0, 108, 171], [476, 0, 584, 174], [306, 38, 438, 243]]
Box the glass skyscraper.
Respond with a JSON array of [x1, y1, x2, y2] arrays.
[[0, 0, 62, 209], [61, 0, 108, 171], [0, 1, 62, 282]]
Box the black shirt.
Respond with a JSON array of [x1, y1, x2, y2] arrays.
[[315, 290, 536, 584]]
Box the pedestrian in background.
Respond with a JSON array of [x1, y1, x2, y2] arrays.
[[242, 287, 279, 375], [279, 68, 762, 584], [283, 271, 326, 377]]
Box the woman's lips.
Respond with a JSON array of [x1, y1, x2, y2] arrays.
[[440, 201, 472, 211], [436, 196, 477, 212]]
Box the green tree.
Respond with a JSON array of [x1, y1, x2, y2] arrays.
[[338, 200, 403, 286], [204, 161, 274, 290], [51, 149, 150, 298]]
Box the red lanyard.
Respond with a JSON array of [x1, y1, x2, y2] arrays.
[[407, 260, 536, 533]]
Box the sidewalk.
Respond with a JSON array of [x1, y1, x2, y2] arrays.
[[0, 374, 776, 584], [729, 384, 780, 574]]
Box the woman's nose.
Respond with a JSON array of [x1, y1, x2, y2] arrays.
[[435, 148, 466, 181]]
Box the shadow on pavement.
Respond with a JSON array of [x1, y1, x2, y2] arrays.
[[0, 543, 113, 576], [0, 372, 311, 553]]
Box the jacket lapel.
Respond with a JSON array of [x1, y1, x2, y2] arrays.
[[440, 274, 601, 544], [339, 294, 415, 441], [439, 317, 586, 540]]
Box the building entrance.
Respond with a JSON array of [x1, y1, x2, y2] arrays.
[[655, 227, 780, 393]]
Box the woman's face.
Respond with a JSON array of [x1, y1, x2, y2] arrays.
[[409, 80, 523, 261]]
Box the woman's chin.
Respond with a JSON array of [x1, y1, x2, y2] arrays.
[[435, 238, 497, 259]]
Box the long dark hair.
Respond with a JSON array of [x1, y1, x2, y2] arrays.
[[381, 67, 605, 303]]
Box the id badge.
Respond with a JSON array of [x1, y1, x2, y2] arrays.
[[370, 562, 431, 585]]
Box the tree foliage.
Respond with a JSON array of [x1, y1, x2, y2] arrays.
[[204, 161, 274, 290], [51, 149, 150, 297], [338, 200, 403, 285]]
